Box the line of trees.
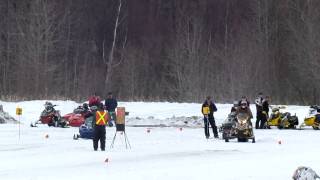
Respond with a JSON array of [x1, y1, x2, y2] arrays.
[[0, 0, 319, 104]]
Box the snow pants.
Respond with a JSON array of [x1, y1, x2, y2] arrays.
[[204, 116, 218, 138], [255, 112, 264, 129], [93, 125, 106, 151]]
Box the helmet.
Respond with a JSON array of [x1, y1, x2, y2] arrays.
[[44, 101, 53, 107], [83, 103, 88, 109], [90, 106, 98, 111], [293, 166, 319, 180], [240, 101, 247, 109]]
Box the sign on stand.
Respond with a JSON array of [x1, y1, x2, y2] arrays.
[[110, 107, 131, 149], [16, 107, 22, 140]]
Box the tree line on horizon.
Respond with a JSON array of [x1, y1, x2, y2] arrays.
[[0, 0, 319, 104]]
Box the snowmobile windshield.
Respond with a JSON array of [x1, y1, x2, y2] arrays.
[[85, 116, 94, 128], [237, 113, 249, 123]]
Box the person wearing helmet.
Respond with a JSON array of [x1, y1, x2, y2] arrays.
[[201, 96, 218, 139], [44, 102, 54, 113], [83, 103, 89, 111], [237, 100, 253, 120], [238, 96, 250, 108]]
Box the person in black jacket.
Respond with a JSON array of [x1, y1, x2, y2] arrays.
[[201, 96, 218, 139], [104, 92, 118, 127], [315, 108, 320, 125], [92, 103, 107, 151], [255, 92, 264, 129], [260, 96, 270, 129]]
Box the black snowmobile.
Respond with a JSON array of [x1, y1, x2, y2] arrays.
[[278, 112, 299, 129], [223, 112, 255, 143]]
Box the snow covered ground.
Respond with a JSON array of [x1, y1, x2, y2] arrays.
[[0, 100, 319, 180]]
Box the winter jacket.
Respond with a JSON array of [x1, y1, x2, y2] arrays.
[[88, 96, 101, 107], [105, 98, 118, 112], [255, 97, 263, 113], [315, 114, 320, 123], [202, 101, 217, 118], [262, 100, 269, 114]]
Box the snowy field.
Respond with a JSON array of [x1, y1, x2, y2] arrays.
[[0, 100, 319, 180]]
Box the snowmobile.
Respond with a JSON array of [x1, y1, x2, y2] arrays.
[[265, 106, 298, 129], [278, 112, 299, 129], [31, 102, 68, 128], [224, 112, 255, 143], [62, 104, 89, 127], [300, 105, 320, 130], [73, 114, 94, 140], [265, 107, 282, 128]]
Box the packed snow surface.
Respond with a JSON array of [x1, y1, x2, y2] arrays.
[[0, 100, 319, 180]]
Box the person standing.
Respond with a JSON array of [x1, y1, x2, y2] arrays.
[[201, 96, 218, 139], [260, 96, 270, 129], [88, 92, 101, 107], [104, 92, 118, 127], [255, 92, 264, 129], [92, 103, 107, 151]]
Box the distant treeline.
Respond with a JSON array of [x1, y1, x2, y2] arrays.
[[0, 0, 319, 104]]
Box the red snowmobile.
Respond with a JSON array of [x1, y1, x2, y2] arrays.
[[62, 103, 90, 127], [31, 102, 68, 127]]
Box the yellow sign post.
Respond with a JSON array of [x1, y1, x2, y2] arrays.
[[16, 107, 22, 140], [16, 108, 22, 115]]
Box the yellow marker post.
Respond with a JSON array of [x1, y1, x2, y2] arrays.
[[16, 107, 22, 140]]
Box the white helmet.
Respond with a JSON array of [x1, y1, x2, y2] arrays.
[[293, 166, 319, 180]]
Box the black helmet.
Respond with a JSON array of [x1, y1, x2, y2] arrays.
[[240, 101, 247, 108], [83, 103, 88, 109]]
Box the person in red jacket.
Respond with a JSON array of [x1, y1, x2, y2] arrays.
[[88, 93, 101, 107]]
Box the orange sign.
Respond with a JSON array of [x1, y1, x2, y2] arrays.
[[116, 107, 125, 124]]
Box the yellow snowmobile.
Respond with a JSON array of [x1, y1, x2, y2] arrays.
[[300, 106, 320, 130], [265, 106, 283, 128], [265, 106, 298, 129]]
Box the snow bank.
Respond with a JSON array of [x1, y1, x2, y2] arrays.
[[0, 104, 17, 123]]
